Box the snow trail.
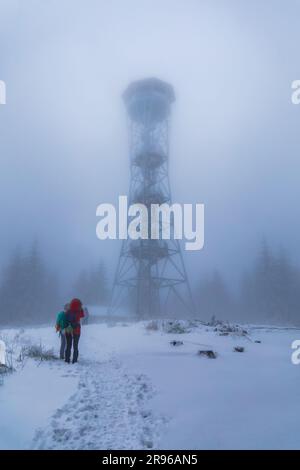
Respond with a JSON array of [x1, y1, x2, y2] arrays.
[[31, 356, 166, 450]]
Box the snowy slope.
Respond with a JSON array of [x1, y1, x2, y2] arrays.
[[0, 320, 299, 449]]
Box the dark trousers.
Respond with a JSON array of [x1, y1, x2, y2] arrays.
[[65, 333, 80, 363], [59, 332, 66, 359]]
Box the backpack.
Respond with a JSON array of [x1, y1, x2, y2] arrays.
[[65, 310, 80, 333]]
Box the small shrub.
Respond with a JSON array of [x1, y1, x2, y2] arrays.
[[233, 346, 245, 353], [170, 340, 184, 346], [214, 322, 248, 336], [0, 364, 13, 375], [145, 320, 159, 331], [23, 343, 58, 362], [163, 320, 190, 334], [198, 350, 217, 359]]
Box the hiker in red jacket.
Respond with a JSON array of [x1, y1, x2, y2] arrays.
[[65, 298, 84, 364]]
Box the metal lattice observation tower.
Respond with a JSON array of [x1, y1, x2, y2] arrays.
[[109, 78, 195, 318]]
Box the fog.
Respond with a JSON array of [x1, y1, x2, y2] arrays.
[[0, 0, 300, 322]]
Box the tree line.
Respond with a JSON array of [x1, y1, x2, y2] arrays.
[[0, 242, 109, 326], [195, 241, 300, 325], [0, 239, 299, 326]]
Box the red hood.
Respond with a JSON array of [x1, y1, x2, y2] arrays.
[[70, 298, 82, 312]]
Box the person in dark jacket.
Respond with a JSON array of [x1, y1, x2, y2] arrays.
[[65, 298, 84, 364], [55, 303, 69, 360]]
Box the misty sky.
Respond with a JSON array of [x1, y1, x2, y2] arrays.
[[0, 0, 300, 291]]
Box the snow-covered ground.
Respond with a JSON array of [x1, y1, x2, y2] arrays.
[[0, 318, 300, 450]]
